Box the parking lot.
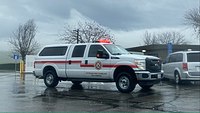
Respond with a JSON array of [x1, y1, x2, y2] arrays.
[[0, 71, 199, 112]]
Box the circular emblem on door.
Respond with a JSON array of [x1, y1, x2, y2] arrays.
[[95, 61, 102, 70]]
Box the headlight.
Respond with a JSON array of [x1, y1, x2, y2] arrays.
[[134, 59, 145, 70]]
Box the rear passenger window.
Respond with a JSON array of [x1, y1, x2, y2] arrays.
[[39, 46, 68, 56], [187, 53, 200, 62], [72, 45, 86, 57]]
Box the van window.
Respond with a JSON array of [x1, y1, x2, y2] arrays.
[[88, 45, 107, 57], [187, 53, 200, 62], [175, 53, 183, 62], [169, 54, 175, 63], [72, 45, 86, 57], [39, 46, 68, 56], [165, 56, 169, 63], [169, 53, 183, 63]]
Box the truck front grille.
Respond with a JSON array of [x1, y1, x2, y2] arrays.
[[146, 58, 161, 73]]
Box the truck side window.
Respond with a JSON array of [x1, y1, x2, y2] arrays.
[[72, 45, 86, 57], [39, 46, 68, 56], [88, 45, 107, 57]]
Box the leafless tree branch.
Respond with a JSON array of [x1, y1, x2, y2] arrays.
[[143, 31, 188, 45], [9, 19, 40, 62], [60, 21, 115, 44], [184, 8, 200, 39]]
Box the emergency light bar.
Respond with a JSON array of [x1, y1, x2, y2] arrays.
[[96, 38, 111, 43]]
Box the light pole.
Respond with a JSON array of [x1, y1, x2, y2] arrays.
[[73, 29, 79, 44]]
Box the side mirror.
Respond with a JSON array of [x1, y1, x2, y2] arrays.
[[96, 50, 109, 59]]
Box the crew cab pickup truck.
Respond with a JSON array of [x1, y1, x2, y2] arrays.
[[34, 42, 162, 93]]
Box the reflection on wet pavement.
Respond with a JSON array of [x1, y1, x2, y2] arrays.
[[0, 73, 199, 112]]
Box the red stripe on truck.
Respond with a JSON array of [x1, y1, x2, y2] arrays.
[[34, 61, 138, 69], [34, 61, 67, 64], [34, 60, 81, 64]]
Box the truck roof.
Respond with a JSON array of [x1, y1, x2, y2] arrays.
[[43, 44, 71, 47], [43, 43, 112, 47]]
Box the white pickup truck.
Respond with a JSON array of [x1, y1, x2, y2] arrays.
[[34, 42, 162, 93]]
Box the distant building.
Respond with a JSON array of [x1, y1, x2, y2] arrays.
[[126, 44, 200, 61]]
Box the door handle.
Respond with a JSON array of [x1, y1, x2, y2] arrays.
[[69, 60, 71, 65], [85, 60, 88, 64]]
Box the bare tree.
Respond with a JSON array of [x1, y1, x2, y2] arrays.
[[9, 19, 39, 62], [143, 31, 159, 45], [184, 8, 200, 39], [143, 31, 152, 45], [158, 32, 188, 44], [60, 21, 115, 43], [143, 31, 188, 45]]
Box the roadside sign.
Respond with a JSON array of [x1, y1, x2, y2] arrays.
[[13, 54, 19, 60], [13, 54, 19, 75], [167, 43, 173, 55]]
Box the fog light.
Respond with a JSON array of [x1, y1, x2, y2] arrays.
[[142, 74, 149, 78], [151, 74, 158, 78]]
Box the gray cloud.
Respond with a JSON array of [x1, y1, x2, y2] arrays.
[[70, 0, 142, 29], [70, 0, 198, 29], [0, 0, 198, 39]]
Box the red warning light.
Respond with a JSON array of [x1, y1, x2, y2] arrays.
[[97, 38, 111, 43]]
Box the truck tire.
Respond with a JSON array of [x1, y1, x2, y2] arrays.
[[44, 70, 59, 87], [139, 84, 153, 90], [116, 72, 136, 93], [71, 81, 82, 85]]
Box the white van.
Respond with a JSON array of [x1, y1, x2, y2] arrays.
[[163, 51, 200, 84]]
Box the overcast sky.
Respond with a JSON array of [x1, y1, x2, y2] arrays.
[[0, 0, 199, 51]]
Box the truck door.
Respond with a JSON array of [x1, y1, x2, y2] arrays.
[[83, 44, 111, 79], [66, 45, 86, 78]]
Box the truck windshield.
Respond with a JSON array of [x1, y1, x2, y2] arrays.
[[104, 44, 130, 55]]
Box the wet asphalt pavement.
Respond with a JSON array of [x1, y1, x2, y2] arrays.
[[0, 72, 200, 112]]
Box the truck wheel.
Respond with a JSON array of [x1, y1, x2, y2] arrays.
[[174, 72, 181, 84], [44, 70, 59, 87], [71, 81, 82, 85], [116, 72, 136, 93], [139, 84, 153, 90]]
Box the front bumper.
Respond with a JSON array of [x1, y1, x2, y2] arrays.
[[135, 71, 163, 80], [135, 71, 163, 85]]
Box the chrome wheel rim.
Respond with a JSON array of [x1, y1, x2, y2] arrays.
[[46, 74, 54, 85], [119, 76, 130, 90]]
